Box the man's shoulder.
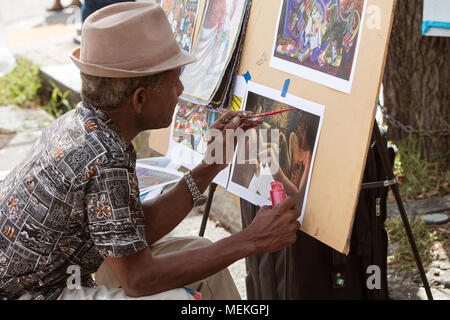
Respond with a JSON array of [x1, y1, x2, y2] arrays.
[[71, 124, 131, 170], [46, 109, 128, 170], [41, 103, 132, 173]]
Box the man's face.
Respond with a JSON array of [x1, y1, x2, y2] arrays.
[[142, 67, 184, 129]]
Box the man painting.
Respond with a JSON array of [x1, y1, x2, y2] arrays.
[[0, 2, 300, 300]]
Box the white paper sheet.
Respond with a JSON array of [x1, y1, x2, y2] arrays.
[[227, 81, 325, 223]]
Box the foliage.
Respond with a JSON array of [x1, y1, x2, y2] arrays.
[[0, 58, 42, 108], [0, 57, 75, 118], [393, 137, 450, 200], [43, 83, 74, 119], [386, 216, 448, 272]]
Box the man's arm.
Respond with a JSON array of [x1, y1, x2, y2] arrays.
[[142, 161, 221, 245], [106, 228, 252, 297], [106, 198, 301, 297], [142, 110, 261, 245]]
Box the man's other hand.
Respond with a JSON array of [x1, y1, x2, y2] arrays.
[[244, 197, 301, 253]]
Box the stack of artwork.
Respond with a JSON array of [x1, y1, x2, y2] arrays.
[[135, 159, 183, 201], [181, 0, 252, 107]]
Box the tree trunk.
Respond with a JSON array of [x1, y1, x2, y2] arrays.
[[382, 0, 449, 165]]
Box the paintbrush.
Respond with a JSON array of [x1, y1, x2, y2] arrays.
[[221, 108, 295, 124], [241, 108, 296, 120]]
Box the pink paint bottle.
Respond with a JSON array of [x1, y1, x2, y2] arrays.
[[270, 181, 286, 206]]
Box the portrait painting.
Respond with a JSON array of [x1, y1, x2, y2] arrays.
[[228, 81, 324, 222]]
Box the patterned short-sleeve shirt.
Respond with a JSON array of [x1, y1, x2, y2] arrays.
[[0, 101, 148, 300]]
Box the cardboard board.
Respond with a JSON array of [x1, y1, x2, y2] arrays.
[[150, 0, 396, 254], [149, 126, 171, 156], [236, 0, 396, 254]]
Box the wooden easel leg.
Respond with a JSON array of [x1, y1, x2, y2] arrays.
[[372, 122, 433, 300], [199, 183, 218, 237]]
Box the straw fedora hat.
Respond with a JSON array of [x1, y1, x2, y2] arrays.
[[70, 1, 196, 78]]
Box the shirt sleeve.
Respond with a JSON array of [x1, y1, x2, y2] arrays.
[[85, 166, 147, 258]]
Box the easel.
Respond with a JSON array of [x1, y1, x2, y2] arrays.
[[197, 121, 434, 300], [368, 121, 433, 300]]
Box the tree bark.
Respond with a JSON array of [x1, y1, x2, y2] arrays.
[[382, 0, 449, 165]]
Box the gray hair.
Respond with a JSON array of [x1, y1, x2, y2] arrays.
[[80, 72, 167, 110]]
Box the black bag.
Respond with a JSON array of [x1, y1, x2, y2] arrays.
[[240, 133, 395, 300]]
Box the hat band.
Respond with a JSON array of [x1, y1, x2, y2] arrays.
[[84, 46, 181, 71]]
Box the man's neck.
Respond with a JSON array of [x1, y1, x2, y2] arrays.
[[102, 107, 139, 147]]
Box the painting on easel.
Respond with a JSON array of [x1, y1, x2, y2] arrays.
[[270, 0, 367, 93], [228, 81, 324, 223]]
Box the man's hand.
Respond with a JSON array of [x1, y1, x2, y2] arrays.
[[204, 110, 262, 170], [244, 197, 301, 253]]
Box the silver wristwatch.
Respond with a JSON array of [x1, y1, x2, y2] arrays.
[[183, 171, 207, 207]]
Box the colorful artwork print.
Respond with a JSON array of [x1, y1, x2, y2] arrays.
[[228, 82, 324, 222], [271, 0, 366, 93], [181, 0, 247, 103], [171, 100, 219, 154], [137, 157, 175, 170], [135, 166, 182, 192], [161, 0, 200, 52]]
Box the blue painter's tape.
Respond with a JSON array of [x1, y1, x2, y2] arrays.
[[139, 192, 149, 202], [243, 71, 251, 83], [422, 20, 450, 35], [281, 79, 290, 97]]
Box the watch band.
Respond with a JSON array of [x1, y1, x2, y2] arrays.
[[183, 171, 203, 203]]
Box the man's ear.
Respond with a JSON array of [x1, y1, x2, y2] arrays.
[[132, 87, 146, 114]]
